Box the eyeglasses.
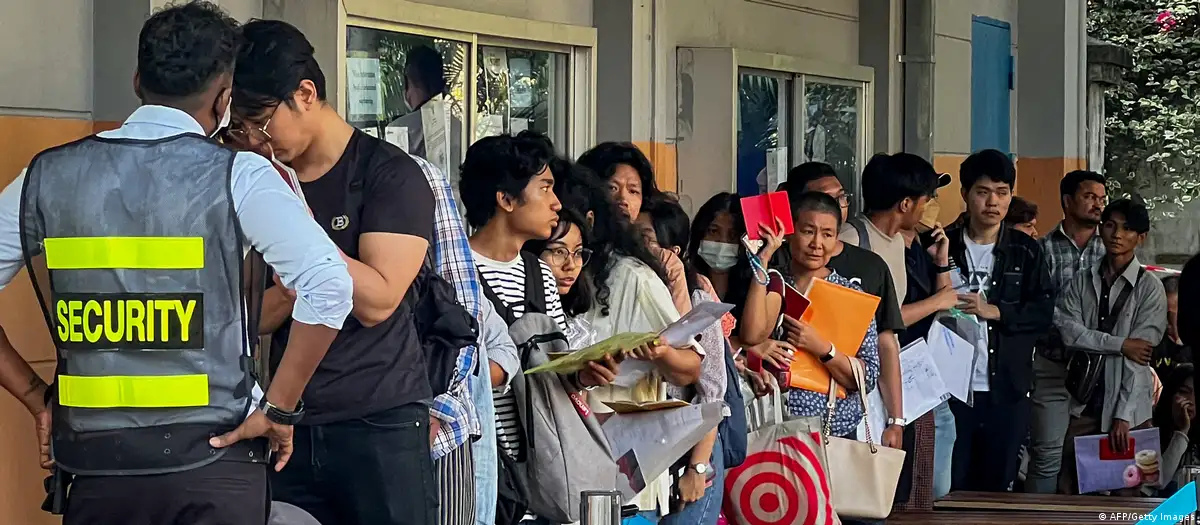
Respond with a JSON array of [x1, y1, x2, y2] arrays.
[[226, 106, 277, 145], [834, 191, 852, 207], [543, 247, 593, 267]]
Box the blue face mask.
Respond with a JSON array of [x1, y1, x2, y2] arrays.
[[698, 240, 740, 271]]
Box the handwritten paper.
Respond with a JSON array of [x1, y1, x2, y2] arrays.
[[898, 340, 952, 420], [927, 321, 975, 403], [857, 339, 952, 444]]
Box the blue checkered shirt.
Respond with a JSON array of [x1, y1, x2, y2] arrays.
[[411, 155, 483, 460]]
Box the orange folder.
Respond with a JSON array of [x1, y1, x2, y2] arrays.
[[787, 278, 881, 397]]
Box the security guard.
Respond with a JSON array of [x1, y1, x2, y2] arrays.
[[0, 3, 352, 524]]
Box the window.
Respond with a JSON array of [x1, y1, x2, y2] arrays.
[[802, 78, 863, 210], [345, 27, 469, 144], [344, 22, 592, 161], [737, 71, 792, 195], [476, 46, 569, 147], [735, 68, 867, 212]]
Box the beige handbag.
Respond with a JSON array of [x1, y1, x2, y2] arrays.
[[822, 357, 906, 520]]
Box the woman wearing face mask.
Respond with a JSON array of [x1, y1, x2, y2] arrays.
[[578, 142, 692, 316], [688, 193, 789, 373]]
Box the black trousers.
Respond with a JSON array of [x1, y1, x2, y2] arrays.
[[950, 392, 1031, 492], [64, 460, 269, 525], [273, 403, 438, 525]]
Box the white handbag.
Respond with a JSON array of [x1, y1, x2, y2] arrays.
[[822, 358, 907, 520]]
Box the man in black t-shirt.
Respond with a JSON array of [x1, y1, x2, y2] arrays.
[[232, 21, 439, 525]]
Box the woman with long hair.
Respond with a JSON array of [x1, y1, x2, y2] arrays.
[[688, 192, 789, 371], [578, 142, 692, 315], [525, 205, 595, 345], [554, 157, 703, 523]]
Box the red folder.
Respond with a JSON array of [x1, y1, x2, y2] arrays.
[[740, 191, 794, 240]]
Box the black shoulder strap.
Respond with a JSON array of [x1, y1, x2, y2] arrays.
[[1098, 267, 1145, 335], [479, 271, 518, 326], [851, 216, 872, 251], [521, 251, 547, 314]]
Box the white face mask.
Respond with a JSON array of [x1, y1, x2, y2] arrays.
[[698, 240, 740, 271], [210, 96, 231, 138]]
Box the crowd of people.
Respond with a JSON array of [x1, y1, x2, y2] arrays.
[[0, 3, 1197, 525]]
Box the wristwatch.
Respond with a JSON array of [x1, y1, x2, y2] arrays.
[[689, 463, 711, 475], [819, 344, 837, 363], [886, 417, 907, 427], [259, 398, 305, 425]]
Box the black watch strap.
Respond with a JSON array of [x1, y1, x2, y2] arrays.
[[259, 398, 305, 425]]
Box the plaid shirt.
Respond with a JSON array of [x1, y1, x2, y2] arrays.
[[411, 155, 483, 459], [1040, 222, 1105, 292]]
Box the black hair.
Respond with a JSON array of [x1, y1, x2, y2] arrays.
[[525, 207, 595, 317], [688, 192, 757, 333], [459, 132, 555, 229], [137, 1, 240, 101], [1164, 274, 1180, 296], [405, 45, 447, 97], [1059, 170, 1107, 209], [232, 19, 327, 117], [1101, 198, 1151, 235], [1155, 363, 1197, 454], [551, 157, 665, 316], [1005, 195, 1039, 225], [577, 142, 661, 207], [783, 162, 839, 199], [1178, 254, 1200, 347], [959, 149, 1016, 190], [792, 191, 845, 228], [642, 195, 700, 293], [860, 153, 940, 214]]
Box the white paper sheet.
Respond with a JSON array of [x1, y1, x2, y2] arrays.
[[657, 301, 734, 348], [384, 126, 409, 153], [346, 57, 382, 120], [602, 402, 724, 502], [927, 321, 976, 403], [898, 339, 952, 420]]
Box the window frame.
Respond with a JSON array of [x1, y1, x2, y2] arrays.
[[341, 1, 597, 159]]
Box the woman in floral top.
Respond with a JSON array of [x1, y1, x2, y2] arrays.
[[777, 192, 881, 438]]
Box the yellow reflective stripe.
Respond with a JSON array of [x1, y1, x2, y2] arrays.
[[58, 374, 209, 408], [44, 237, 204, 270]]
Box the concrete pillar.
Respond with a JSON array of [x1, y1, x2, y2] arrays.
[[262, 0, 346, 113], [859, 0, 906, 154], [593, 0, 671, 189], [1015, 0, 1088, 225], [93, 1, 266, 128]]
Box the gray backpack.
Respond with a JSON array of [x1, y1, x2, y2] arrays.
[[508, 313, 620, 523]]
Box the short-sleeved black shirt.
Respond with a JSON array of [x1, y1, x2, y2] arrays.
[[271, 130, 436, 425], [827, 243, 906, 334]]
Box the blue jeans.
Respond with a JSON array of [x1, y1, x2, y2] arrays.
[[661, 435, 725, 525], [932, 400, 957, 499], [470, 343, 499, 525]]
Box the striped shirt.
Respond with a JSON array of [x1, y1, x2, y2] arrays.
[[472, 249, 567, 459]]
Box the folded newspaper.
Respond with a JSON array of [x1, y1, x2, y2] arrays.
[[524, 301, 734, 375]]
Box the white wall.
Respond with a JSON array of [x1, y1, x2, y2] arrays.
[[653, 0, 860, 144], [407, 0, 592, 26], [0, 0, 93, 116]]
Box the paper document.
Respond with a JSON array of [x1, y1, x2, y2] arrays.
[[526, 302, 733, 376], [898, 339, 951, 420], [383, 126, 409, 153], [603, 402, 723, 502], [926, 321, 975, 402]]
